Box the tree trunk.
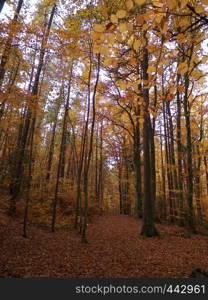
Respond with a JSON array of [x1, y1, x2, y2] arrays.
[[46, 99, 61, 181], [81, 54, 100, 243], [194, 143, 202, 225], [140, 32, 158, 237], [204, 156, 208, 196], [162, 99, 174, 222], [98, 120, 104, 205], [51, 64, 73, 232], [133, 118, 142, 218], [166, 101, 179, 219], [159, 125, 167, 219], [176, 73, 185, 226], [183, 70, 196, 233]]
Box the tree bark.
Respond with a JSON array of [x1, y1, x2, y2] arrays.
[[51, 64, 73, 232], [140, 31, 158, 237], [183, 70, 196, 233], [176, 73, 185, 226], [133, 117, 142, 218], [46, 97, 61, 181], [81, 54, 100, 243]]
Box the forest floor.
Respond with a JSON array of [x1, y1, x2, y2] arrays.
[[1, 212, 208, 278]]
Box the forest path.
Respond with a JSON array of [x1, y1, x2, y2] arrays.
[[1, 213, 208, 277]]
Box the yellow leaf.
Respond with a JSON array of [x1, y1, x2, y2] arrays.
[[180, 0, 188, 9], [151, 0, 163, 7], [111, 14, 118, 23], [94, 24, 105, 33], [127, 34, 134, 46], [166, 0, 177, 9], [135, 0, 146, 5], [126, 0, 134, 10], [158, 67, 163, 75], [117, 80, 127, 90], [202, 56, 208, 64], [160, 21, 167, 33], [139, 118, 144, 125], [100, 45, 110, 56], [82, 71, 89, 79], [103, 57, 117, 67], [191, 70, 202, 79], [116, 10, 127, 19], [195, 5, 205, 13], [178, 61, 188, 74], [133, 39, 141, 51], [126, 23, 133, 31], [92, 31, 102, 40], [161, 60, 169, 66], [179, 17, 190, 27], [201, 0, 208, 4], [178, 85, 185, 92], [93, 45, 101, 54], [129, 57, 136, 65], [142, 23, 149, 30], [107, 33, 116, 44], [147, 65, 156, 73], [155, 13, 164, 24], [116, 32, 123, 42], [99, 5, 108, 18], [169, 86, 175, 93], [167, 93, 175, 101], [140, 37, 146, 44], [119, 22, 128, 32], [177, 33, 185, 42], [136, 15, 144, 25], [103, 58, 111, 66]]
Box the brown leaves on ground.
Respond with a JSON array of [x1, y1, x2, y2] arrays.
[[0, 214, 208, 278]]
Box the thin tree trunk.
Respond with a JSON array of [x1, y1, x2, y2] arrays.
[[118, 157, 123, 214], [133, 117, 142, 218], [94, 125, 98, 203], [159, 125, 167, 219], [194, 144, 202, 224], [176, 73, 185, 226], [162, 100, 174, 222], [204, 156, 208, 196], [183, 69, 196, 233], [98, 120, 104, 205], [166, 101, 179, 219], [46, 96, 61, 181], [140, 31, 158, 237], [51, 64, 73, 232], [74, 69, 92, 230], [81, 54, 100, 243]]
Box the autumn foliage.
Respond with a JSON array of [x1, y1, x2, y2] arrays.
[[0, 0, 208, 277]]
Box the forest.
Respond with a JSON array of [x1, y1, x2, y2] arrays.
[[0, 0, 208, 278]]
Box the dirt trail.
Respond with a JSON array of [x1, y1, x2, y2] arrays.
[[0, 214, 208, 277]]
